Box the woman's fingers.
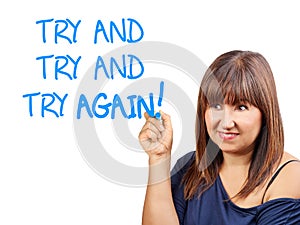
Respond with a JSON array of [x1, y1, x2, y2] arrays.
[[140, 127, 159, 142], [139, 110, 173, 155], [160, 110, 172, 132], [143, 111, 150, 120], [140, 120, 162, 139]]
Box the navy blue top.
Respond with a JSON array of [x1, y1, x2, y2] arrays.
[[171, 151, 300, 225]]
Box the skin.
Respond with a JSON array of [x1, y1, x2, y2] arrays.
[[205, 102, 262, 157], [205, 102, 300, 207], [139, 111, 178, 225], [139, 108, 300, 224], [204, 102, 263, 207]]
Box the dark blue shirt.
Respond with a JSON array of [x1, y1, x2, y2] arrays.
[[171, 151, 300, 225]]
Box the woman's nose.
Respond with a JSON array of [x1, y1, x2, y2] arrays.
[[220, 107, 235, 129]]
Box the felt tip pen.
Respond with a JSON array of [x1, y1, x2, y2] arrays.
[[153, 111, 162, 122]]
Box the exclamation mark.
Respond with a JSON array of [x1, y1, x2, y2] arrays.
[[155, 81, 164, 120]]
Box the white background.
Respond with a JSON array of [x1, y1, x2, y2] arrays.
[[1, 1, 300, 224]]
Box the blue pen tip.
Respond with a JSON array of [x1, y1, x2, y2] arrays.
[[155, 112, 161, 120]]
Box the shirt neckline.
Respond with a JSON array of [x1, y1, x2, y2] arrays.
[[216, 175, 258, 213]]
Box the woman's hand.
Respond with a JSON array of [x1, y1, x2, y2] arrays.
[[140, 111, 179, 225], [138, 111, 173, 162]]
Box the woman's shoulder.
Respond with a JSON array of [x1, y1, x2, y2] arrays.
[[266, 151, 300, 201]]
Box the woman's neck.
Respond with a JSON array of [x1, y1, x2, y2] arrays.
[[220, 150, 253, 178]]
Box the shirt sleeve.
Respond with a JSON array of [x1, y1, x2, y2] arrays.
[[257, 198, 300, 225], [171, 151, 195, 224]]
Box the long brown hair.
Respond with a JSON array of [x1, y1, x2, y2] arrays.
[[182, 50, 284, 200]]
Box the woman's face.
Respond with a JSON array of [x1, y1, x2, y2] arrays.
[[205, 101, 262, 155]]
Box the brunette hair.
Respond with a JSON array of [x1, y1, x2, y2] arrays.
[[182, 50, 284, 200]]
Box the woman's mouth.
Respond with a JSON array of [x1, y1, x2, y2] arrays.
[[218, 131, 239, 140]]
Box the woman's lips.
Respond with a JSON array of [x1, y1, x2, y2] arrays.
[[218, 131, 239, 140]]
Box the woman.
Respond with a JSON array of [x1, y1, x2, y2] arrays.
[[138, 50, 300, 225]]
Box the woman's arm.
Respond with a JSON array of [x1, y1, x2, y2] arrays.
[[139, 111, 179, 225]]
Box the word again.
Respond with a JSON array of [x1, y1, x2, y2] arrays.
[[76, 81, 165, 119]]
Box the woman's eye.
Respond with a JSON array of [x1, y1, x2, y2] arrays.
[[238, 105, 248, 111], [211, 103, 222, 110]]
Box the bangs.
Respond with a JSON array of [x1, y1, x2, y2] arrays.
[[202, 65, 259, 107]]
